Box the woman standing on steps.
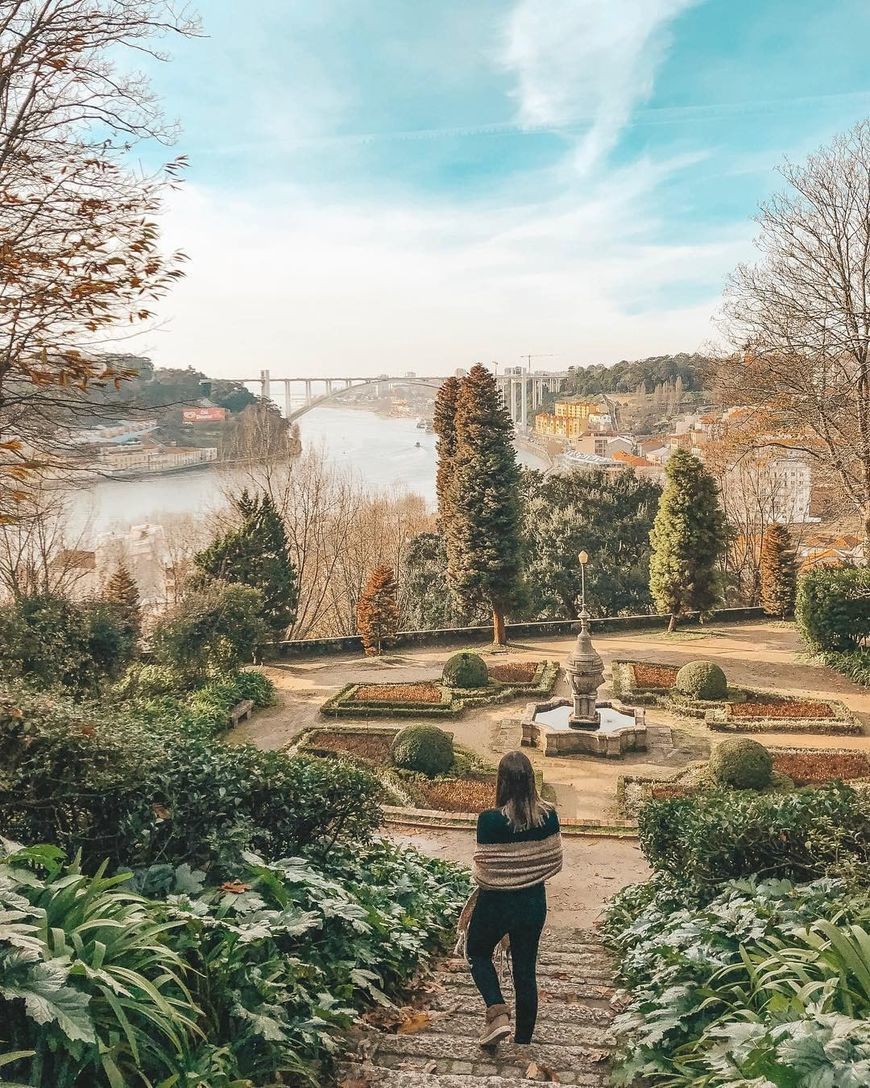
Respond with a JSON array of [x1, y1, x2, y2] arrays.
[[456, 750, 563, 1049]]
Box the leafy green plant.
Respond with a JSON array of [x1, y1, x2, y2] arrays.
[[708, 737, 773, 790], [796, 566, 870, 652], [391, 724, 455, 776], [638, 784, 870, 892], [442, 651, 489, 689], [674, 659, 728, 701], [0, 843, 200, 1088]]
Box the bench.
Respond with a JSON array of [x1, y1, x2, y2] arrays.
[[229, 699, 254, 727]]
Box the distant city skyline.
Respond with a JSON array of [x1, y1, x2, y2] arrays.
[[131, 0, 870, 378]]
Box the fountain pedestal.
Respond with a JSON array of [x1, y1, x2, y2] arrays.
[[522, 609, 646, 758]]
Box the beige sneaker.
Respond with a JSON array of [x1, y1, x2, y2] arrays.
[[479, 1003, 511, 1047]]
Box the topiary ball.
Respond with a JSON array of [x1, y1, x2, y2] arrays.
[[390, 725, 454, 777], [708, 738, 773, 790], [442, 651, 489, 690], [674, 660, 728, 701]]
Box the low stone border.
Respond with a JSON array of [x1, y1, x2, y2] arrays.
[[382, 804, 639, 838], [320, 661, 559, 719], [706, 698, 860, 735]]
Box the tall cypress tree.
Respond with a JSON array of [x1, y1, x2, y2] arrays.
[[357, 564, 400, 655], [433, 376, 460, 528], [443, 364, 522, 645], [195, 490, 298, 640], [649, 448, 727, 631], [760, 524, 797, 618], [104, 561, 141, 641]]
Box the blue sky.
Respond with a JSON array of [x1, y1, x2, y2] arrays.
[[136, 0, 870, 377]]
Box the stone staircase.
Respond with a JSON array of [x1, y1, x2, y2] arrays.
[[338, 928, 616, 1087]]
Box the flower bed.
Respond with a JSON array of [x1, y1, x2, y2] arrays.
[[321, 660, 559, 719], [729, 699, 835, 719], [707, 695, 859, 734], [291, 725, 503, 813], [631, 662, 679, 688], [352, 683, 444, 704]]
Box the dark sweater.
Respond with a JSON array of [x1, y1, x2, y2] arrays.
[[476, 806, 561, 846]]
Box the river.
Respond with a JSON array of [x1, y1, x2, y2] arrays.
[[68, 406, 548, 536]]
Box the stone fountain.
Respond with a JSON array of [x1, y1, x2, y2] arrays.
[[522, 553, 646, 758]]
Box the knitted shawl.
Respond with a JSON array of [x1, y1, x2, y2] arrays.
[[454, 831, 563, 959]]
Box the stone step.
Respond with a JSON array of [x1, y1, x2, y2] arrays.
[[407, 1013, 614, 1048], [441, 953, 613, 975], [440, 977, 615, 1002], [338, 1066, 607, 1088], [428, 989, 615, 1018], [358, 1031, 612, 1073]]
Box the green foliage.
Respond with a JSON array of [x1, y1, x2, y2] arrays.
[[796, 565, 870, 652], [0, 844, 199, 1087], [520, 468, 661, 619], [400, 532, 483, 630], [603, 873, 870, 1087], [562, 353, 711, 397], [391, 725, 455, 776], [649, 449, 727, 623], [152, 580, 267, 677], [103, 562, 142, 642], [442, 651, 489, 689], [760, 524, 797, 618], [708, 737, 773, 790], [674, 659, 728, 700], [0, 839, 469, 1088], [0, 594, 135, 694], [442, 364, 523, 642], [194, 490, 298, 640], [638, 784, 870, 892], [0, 677, 381, 874], [824, 647, 870, 688]]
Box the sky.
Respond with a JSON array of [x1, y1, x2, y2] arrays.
[[131, 0, 870, 379]]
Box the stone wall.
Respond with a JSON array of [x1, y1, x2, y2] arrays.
[[263, 607, 767, 661]]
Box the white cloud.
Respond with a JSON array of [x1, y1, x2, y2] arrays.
[[502, 0, 699, 169], [133, 154, 747, 378]]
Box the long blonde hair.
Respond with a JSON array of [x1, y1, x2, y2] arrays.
[[496, 751, 550, 832]]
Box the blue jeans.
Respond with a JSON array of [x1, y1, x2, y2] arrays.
[[466, 884, 547, 1044]]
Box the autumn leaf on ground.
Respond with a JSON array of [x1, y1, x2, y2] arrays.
[[397, 1010, 431, 1035]]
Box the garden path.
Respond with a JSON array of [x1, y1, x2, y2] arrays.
[[338, 924, 616, 1087], [232, 621, 870, 821]]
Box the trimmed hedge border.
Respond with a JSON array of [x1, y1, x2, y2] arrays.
[[706, 700, 861, 735], [265, 607, 767, 659], [320, 661, 559, 719]]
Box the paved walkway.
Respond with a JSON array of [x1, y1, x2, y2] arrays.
[[339, 925, 616, 1087], [232, 621, 870, 822]]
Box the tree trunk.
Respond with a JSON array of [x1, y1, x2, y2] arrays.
[[667, 612, 678, 634], [492, 608, 507, 647]]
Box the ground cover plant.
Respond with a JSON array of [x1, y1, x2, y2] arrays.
[[0, 838, 469, 1088], [604, 783, 870, 1087], [321, 658, 558, 718], [796, 566, 870, 689]]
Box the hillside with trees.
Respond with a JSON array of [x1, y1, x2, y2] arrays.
[[561, 352, 713, 396]]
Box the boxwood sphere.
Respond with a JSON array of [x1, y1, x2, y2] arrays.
[[390, 725, 454, 776], [675, 660, 728, 701], [709, 737, 773, 790], [442, 651, 489, 690]]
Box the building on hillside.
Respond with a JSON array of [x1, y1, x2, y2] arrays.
[[611, 451, 665, 481], [533, 398, 601, 440], [70, 419, 159, 445], [798, 533, 865, 571], [572, 433, 634, 458], [97, 440, 218, 476], [556, 450, 618, 473]]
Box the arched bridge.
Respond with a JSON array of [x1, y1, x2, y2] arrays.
[[228, 367, 569, 428]]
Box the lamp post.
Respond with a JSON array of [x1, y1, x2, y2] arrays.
[[578, 550, 588, 615]]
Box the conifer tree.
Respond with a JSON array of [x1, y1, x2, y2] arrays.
[[433, 376, 461, 526], [195, 490, 298, 640], [760, 524, 797, 619], [650, 448, 727, 631], [104, 562, 142, 641], [357, 565, 400, 655], [443, 364, 523, 645]]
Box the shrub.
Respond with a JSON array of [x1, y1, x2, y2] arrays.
[[674, 659, 727, 700], [0, 682, 379, 873], [796, 565, 870, 652], [759, 524, 797, 618], [638, 783, 870, 891], [391, 725, 454, 776], [357, 565, 400, 655], [708, 737, 773, 789], [442, 651, 488, 689], [151, 580, 266, 676], [112, 661, 195, 699]]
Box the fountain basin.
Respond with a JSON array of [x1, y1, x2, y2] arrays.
[[522, 698, 646, 758]]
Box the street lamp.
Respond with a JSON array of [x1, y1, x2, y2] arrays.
[[578, 550, 589, 614]]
